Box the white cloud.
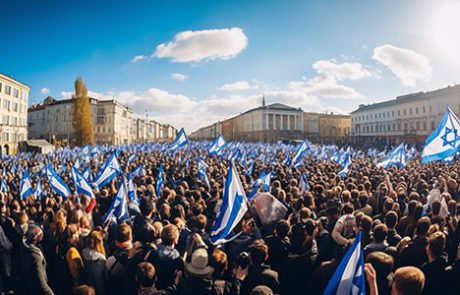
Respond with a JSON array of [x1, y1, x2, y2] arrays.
[[217, 80, 258, 91], [131, 55, 148, 63], [171, 73, 188, 81], [153, 28, 248, 63], [287, 59, 369, 101], [312, 59, 371, 81], [40, 88, 50, 95], [372, 44, 432, 87]]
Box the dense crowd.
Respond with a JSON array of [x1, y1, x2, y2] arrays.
[[0, 142, 459, 295]]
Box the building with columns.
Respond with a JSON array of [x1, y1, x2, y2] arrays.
[[351, 84, 460, 146], [190, 98, 351, 143], [0, 73, 29, 154]]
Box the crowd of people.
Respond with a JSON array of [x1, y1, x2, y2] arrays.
[[0, 141, 459, 295]]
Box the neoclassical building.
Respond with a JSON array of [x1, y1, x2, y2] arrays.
[[351, 84, 460, 146]]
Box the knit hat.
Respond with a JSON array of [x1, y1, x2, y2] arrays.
[[25, 223, 43, 243], [250, 285, 274, 295], [185, 248, 214, 277]]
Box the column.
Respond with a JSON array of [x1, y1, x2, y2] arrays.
[[265, 113, 269, 130], [287, 114, 291, 130], [280, 114, 284, 130]]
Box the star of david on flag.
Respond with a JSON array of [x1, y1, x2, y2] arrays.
[[422, 106, 460, 163]]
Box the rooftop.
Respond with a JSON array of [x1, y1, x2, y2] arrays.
[[351, 84, 460, 114]]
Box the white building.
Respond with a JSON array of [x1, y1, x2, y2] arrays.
[[28, 96, 133, 145], [29, 96, 177, 146], [351, 84, 460, 146], [0, 73, 29, 154]]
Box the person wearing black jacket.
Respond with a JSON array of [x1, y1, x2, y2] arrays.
[[421, 232, 448, 295], [20, 224, 54, 295]]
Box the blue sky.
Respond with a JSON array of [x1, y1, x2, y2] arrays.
[[2, 0, 460, 131]]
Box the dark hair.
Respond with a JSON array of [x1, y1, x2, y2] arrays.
[[373, 224, 388, 243], [116, 223, 132, 243], [415, 217, 431, 236], [136, 262, 156, 287], [427, 231, 445, 258], [384, 211, 398, 229], [275, 220, 290, 238], [249, 240, 268, 266]]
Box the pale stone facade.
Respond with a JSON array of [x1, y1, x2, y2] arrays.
[[351, 84, 460, 146], [0, 73, 29, 154]]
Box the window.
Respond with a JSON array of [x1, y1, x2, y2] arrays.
[[404, 109, 407, 116], [383, 112, 386, 118], [2, 116, 8, 125], [393, 123, 395, 131], [13, 89, 19, 98], [12, 102, 18, 112], [392, 111, 394, 117], [429, 105, 432, 113], [423, 106, 426, 113], [422, 121, 427, 130], [431, 121, 435, 130], [416, 121, 420, 130], [0, 82, 2, 93], [398, 110, 400, 116], [416, 107, 419, 115], [409, 108, 413, 115], [4, 85, 11, 95], [404, 123, 408, 130], [2, 100, 9, 111], [398, 123, 401, 131], [387, 112, 390, 117]]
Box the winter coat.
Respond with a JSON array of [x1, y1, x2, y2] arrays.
[[82, 248, 108, 295], [147, 244, 184, 290], [20, 239, 54, 295]]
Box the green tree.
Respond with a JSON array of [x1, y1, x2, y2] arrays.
[[73, 78, 94, 146]]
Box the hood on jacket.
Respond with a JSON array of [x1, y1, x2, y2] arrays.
[[156, 244, 180, 261], [82, 248, 106, 262]]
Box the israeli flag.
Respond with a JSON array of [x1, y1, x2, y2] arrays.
[[102, 178, 130, 224], [170, 128, 189, 151], [47, 165, 71, 198], [377, 143, 407, 169], [210, 162, 248, 245], [156, 163, 164, 197], [248, 170, 272, 200], [422, 107, 460, 163], [291, 140, 310, 167], [245, 161, 254, 176], [197, 158, 210, 187], [324, 232, 365, 295], [299, 172, 310, 193], [127, 172, 138, 203], [209, 134, 226, 155], [1, 169, 7, 193], [20, 170, 34, 200], [127, 154, 137, 165], [71, 167, 95, 199], [338, 153, 352, 178], [34, 178, 44, 200], [132, 165, 146, 177], [83, 167, 92, 182], [93, 153, 121, 189]]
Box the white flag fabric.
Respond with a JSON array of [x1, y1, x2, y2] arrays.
[[210, 162, 248, 245], [422, 107, 460, 163]]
